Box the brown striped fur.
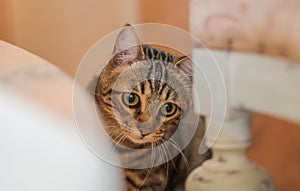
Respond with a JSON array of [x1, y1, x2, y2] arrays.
[[92, 25, 210, 191]]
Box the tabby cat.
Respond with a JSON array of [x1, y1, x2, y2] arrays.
[[92, 25, 210, 191]]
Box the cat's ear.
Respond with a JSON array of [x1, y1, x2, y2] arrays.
[[113, 24, 143, 64], [175, 56, 193, 81]]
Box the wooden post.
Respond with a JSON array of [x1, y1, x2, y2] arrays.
[[186, 111, 274, 191], [184, 48, 300, 191]]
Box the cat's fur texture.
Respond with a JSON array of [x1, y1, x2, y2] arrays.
[[92, 25, 210, 191]]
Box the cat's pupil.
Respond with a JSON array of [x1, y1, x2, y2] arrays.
[[128, 94, 135, 103], [160, 102, 177, 117], [164, 103, 173, 113], [122, 92, 139, 107]]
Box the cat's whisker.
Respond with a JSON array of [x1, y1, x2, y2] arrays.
[[159, 124, 178, 171], [168, 138, 190, 175], [108, 133, 122, 145], [138, 142, 155, 189], [160, 140, 177, 172], [111, 132, 127, 152], [157, 141, 170, 188]]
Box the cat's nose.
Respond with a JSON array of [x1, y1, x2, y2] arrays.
[[137, 121, 155, 136], [136, 112, 150, 123], [140, 128, 152, 136]]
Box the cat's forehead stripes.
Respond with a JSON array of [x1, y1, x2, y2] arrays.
[[126, 54, 181, 103], [143, 45, 174, 63], [133, 79, 179, 103], [140, 81, 145, 94]]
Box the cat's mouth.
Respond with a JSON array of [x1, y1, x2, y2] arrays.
[[128, 132, 152, 141], [125, 128, 165, 146]]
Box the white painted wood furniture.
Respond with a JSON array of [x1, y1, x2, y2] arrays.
[[185, 49, 300, 191], [0, 40, 123, 191]]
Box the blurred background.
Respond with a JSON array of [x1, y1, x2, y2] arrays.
[[0, 0, 299, 191], [0, 0, 189, 76]]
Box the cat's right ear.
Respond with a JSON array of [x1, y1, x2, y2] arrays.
[[112, 25, 143, 64]]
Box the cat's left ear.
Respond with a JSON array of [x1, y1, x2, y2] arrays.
[[175, 56, 193, 81], [113, 25, 143, 64]]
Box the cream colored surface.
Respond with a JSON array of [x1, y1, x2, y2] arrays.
[[0, 40, 123, 191], [189, 1, 300, 191]]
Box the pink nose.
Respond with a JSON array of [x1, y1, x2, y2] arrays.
[[136, 113, 150, 123], [137, 121, 156, 136], [139, 128, 153, 136]]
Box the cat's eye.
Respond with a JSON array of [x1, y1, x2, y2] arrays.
[[160, 102, 177, 117], [122, 92, 140, 108]]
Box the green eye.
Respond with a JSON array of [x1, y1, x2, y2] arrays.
[[160, 102, 177, 117], [122, 93, 140, 108]]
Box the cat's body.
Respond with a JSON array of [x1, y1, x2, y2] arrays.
[[93, 25, 210, 191]]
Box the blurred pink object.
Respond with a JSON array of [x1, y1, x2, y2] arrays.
[[190, 0, 300, 61]]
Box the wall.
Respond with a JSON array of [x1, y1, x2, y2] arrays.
[[0, 0, 140, 76], [139, 0, 189, 30], [0, 0, 190, 76]]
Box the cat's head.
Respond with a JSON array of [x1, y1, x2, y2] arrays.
[[95, 25, 193, 148]]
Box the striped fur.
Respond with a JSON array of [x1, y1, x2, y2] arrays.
[[93, 25, 210, 191]]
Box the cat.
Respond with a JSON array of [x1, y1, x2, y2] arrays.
[[92, 24, 210, 191]]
